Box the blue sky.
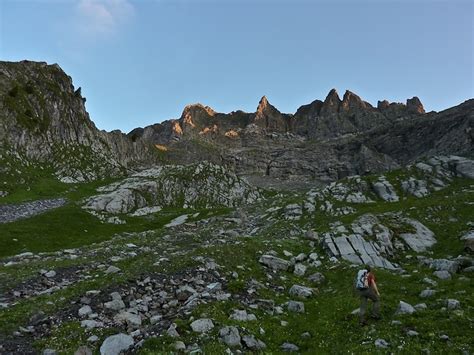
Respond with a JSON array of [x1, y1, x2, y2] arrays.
[[1, 0, 472, 132]]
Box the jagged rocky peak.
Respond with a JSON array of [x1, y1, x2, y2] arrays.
[[256, 95, 270, 112], [320, 88, 342, 115], [376, 96, 425, 115], [254, 95, 287, 131], [181, 103, 216, 120], [406, 96, 425, 114], [377, 100, 391, 110], [340, 90, 372, 112], [178, 103, 217, 134]]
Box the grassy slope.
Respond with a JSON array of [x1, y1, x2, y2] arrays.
[[0, 170, 472, 354]]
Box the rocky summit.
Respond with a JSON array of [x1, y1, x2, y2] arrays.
[[0, 60, 473, 354]]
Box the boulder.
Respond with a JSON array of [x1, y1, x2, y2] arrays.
[[258, 255, 290, 271], [372, 179, 399, 202], [419, 289, 436, 298], [429, 259, 460, 274], [242, 335, 267, 351], [374, 339, 389, 348], [433, 270, 451, 280], [287, 300, 305, 313], [190, 318, 214, 333], [446, 299, 460, 310], [289, 285, 313, 298], [395, 301, 416, 315], [219, 326, 241, 347], [78, 305, 92, 317], [100, 334, 134, 355], [74, 346, 92, 355], [308, 272, 325, 284], [281, 342, 300, 352], [294, 263, 307, 276], [229, 309, 257, 322]]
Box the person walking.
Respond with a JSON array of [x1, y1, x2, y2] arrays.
[[355, 265, 381, 326]]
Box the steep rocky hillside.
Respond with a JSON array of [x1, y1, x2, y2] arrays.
[[0, 61, 156, 191]]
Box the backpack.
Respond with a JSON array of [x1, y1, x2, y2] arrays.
[[355, 269, 369, 290]]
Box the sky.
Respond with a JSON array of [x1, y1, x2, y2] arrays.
[[0, 0, 473, 133]]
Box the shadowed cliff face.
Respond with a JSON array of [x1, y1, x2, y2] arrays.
[[0, 60, 156, 181], [0, 60, 472, 185]]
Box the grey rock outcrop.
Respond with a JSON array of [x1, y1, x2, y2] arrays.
[[84, 162, 261, 215]]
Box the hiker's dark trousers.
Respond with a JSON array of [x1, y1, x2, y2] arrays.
[[358, 288, 380, 322]]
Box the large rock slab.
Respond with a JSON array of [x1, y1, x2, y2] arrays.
[[259, 255, 290, 271], [399, 218, 436, 252]]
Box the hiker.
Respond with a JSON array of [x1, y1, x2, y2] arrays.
[[355, 265, 380, 325]]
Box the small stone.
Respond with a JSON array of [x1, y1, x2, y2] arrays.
[[74, 346, 92, 355], [446, 299, 460, 310], [43, 350, 57, 355], [280, 342, 299, 352], [287, 301, 305, 313], [301, 332, 311, 339], [114, 311, 142, 328], [294, 263, 307, 276], [407, 330, 419, 337], [295, 253, 307, 262], [439, 334, 449, 341], [105, 266, 121, 274], [229, 309, 257, 322], [87, 335, 99, 343], [289, 285, 313, 298], [219, 326, 241, 347], [81, 320, 103, 329], [150, 315, 162, 325], [419, 289, 436, 298], [308, 272, 325, 284], [414, 303, 427, 311], [174, 341, 186, 351], [78, 305, 92, 317], [99, 333, 134, 355], [423, 277, 437, 286], [104, 299, 125, 311], [167, 323, 180, 337], [433, 270, 451, 280], [44, 270, 56, 278], [190, 318, 214, 333], [395, 301, 416, 315], [242, 335, 266, 350], [374, 339, 389, 348]]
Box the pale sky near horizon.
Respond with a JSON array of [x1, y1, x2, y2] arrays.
[[1, 0, 473, 133]]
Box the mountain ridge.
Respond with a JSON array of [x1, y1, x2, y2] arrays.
[[1, 60, 472, 190]]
